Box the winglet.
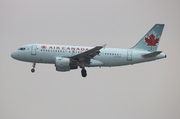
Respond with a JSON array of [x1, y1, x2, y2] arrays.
[[102, 44, 107, 49]]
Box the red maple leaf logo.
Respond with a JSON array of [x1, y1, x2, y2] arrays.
[[145, 34, 159, 46], [41, 45, 47, 49]]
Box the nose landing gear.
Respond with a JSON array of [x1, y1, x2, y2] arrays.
[[31, 62, 36, 73], [31, 68, 35, 73]]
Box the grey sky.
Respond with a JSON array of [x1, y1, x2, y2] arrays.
[[1, 0, 180, 119]]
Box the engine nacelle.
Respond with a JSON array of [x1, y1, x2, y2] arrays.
[[55, 57, 71, 72]]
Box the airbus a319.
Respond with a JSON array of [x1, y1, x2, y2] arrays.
[[11, 24, 166, 77]]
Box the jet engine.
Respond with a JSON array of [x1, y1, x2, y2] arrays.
[[55, 57, 77, 72]]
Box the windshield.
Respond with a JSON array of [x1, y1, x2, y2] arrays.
[[18, 47, 26, 50]]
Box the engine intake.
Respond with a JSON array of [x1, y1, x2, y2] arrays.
[[55, 57, 70, 71], [55, 57, 78, 72]]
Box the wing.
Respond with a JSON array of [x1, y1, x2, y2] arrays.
[[69, 44, 106, 65]]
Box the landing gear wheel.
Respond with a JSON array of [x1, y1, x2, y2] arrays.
[[31, 62, 36, 73], [81, 68, 87, 77], [31, 68, 35, 73]]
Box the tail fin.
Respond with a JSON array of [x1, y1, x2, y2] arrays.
[[132, 24, 164, 52]]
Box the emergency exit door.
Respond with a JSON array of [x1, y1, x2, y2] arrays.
[[127, 50, 132, 61]]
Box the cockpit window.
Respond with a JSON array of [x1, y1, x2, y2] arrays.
[[18, 47, 26, 50]]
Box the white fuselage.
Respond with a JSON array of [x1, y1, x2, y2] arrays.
[[11, 44, 166, 67]]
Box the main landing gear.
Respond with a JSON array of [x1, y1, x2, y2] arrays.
[[81, 68, 87, 77], [31, 62, 36, 73]]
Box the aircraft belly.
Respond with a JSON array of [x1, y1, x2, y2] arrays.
[[94, 56, 121, 66], [30, 53, 54, 63]]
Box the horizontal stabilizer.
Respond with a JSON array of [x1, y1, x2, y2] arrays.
[[142, 51, 162, 58]]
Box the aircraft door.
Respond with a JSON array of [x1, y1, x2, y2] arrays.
[[127, 50, 132, 61], [31, 45, 37, 55]]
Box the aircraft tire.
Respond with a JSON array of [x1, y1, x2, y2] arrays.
[[31, 69, 35, 73], [81, 69, 87, 77]]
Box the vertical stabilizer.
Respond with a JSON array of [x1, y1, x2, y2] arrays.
[[132, 24, 164, 52]]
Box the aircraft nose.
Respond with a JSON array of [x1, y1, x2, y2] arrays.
[[11, 51, 17, 59]]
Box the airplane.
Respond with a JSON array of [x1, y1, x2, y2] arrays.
[[11, 24, 166, 77]]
